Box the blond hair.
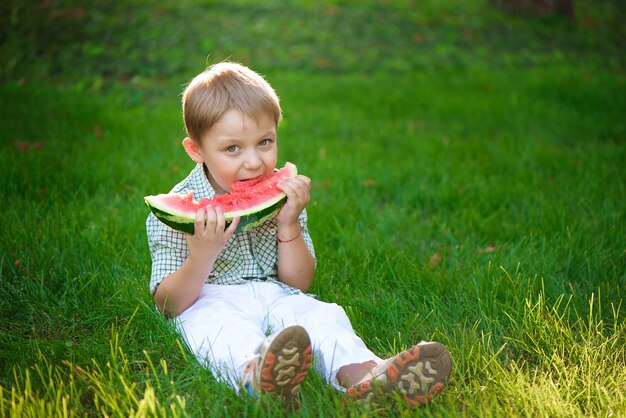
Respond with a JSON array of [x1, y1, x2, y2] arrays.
[[182, 62, 282, 143]]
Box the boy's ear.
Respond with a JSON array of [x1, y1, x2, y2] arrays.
[[182, 137, 204, 163]]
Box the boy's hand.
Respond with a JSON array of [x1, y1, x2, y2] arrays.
[[276, 175, 311, 227], [186, 206, 239, 265]]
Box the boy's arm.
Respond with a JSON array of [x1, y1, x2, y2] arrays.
[[276, 175, 315, 292], [154, 207, 239, 317], [154, 254, 215, 317], [277, 222, 315, 292]]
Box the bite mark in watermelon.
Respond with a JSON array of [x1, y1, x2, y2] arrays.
[[145, 162, 297, 234]]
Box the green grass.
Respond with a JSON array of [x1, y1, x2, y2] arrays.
[[1, 1, 625, 416]]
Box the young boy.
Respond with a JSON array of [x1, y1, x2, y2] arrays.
[[146, 61, 452, 407]]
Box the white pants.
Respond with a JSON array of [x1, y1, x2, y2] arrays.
[[175, 281, 382, 390]]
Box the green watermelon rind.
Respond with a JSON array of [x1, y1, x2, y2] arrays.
[[145, 163, 296, 234], [147, 198, 286, 234]]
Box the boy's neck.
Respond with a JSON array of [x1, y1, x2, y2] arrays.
[[202, 163, 223, 195]]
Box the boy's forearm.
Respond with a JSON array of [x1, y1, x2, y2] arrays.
[[154, 256, 215, 317], [277, 229, 315, 292]]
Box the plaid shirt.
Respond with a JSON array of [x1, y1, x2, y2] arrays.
[[146, 164, 315, 295]]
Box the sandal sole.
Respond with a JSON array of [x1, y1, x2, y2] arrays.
[[259, 325, 313, 398], [347, 342, 452, 407]]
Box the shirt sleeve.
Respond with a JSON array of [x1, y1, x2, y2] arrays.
[[298, 209, 316, 267], [146, 213, 188, 294]]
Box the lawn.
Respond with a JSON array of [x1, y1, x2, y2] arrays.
[[1, 0, 624, 416]]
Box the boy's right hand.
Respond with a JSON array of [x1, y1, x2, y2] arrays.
[[186, 206, 239, 265]]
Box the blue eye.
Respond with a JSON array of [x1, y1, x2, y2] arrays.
[[226, 145, 238, 153], [259, 139, 270, 146]]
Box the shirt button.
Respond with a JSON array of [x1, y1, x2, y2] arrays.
[[269, 228, 277, 235]]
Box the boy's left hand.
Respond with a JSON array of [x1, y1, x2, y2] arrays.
[[276, 175, 311, 226]]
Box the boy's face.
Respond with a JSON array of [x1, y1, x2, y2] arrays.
[[183, 109, 278, 194]]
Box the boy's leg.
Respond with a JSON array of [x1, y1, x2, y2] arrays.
[[262, 288, 383, 389], [262, 286, 452, 406], [174, 283, 313, 401], [174, 283, 268, 388]]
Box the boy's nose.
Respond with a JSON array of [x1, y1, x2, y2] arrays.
[[243, 151, 262, 171]]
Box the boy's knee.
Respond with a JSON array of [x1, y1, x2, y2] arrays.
[[308, 302, 352, 326]]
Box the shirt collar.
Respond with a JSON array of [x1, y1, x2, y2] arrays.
[[188, 163, 216, 200]]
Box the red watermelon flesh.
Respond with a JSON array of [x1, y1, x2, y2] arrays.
[[145, 162, 297, 233]]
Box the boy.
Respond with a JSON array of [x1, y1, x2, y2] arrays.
[[146, 61, 452, 407]]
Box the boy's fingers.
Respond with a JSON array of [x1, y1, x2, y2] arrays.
[[194, 207, 206, 232], [282, 176, 310, 199], [205, 205, 218, 229], [215, 207, 226, 232], [284, 183, 308, 206], [290, 175, 311, 190], [225, 216, 240, 236], [298, 177, 311, 198], [279, 180, 300, 199]]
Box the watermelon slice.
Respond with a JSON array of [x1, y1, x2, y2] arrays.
[[145, 162, 297, 234]]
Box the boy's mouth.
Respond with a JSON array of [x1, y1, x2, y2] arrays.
[[238, 174, 265, 184], [230, 175, 266, 192]]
